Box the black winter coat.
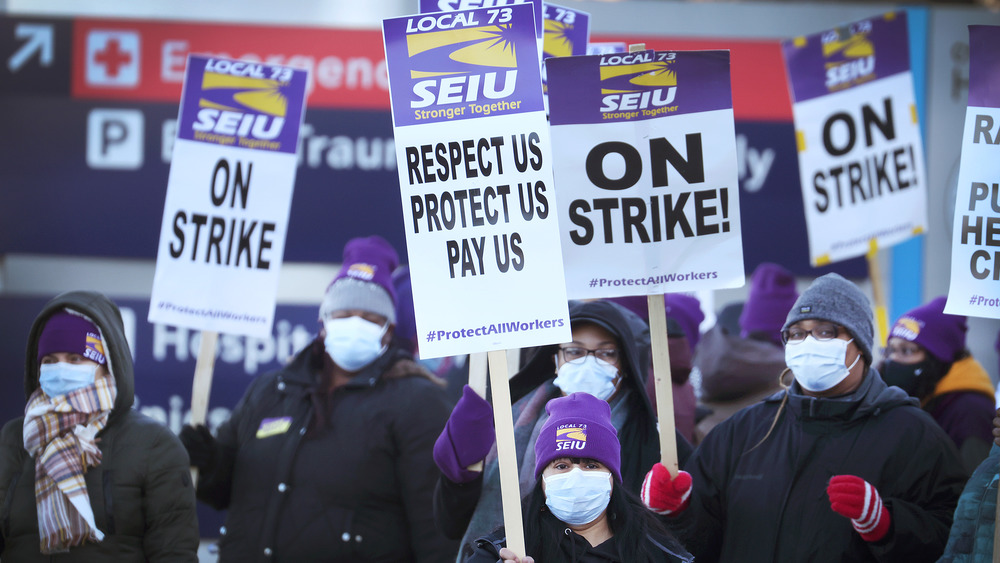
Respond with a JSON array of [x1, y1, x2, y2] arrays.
[[195, 341, 458, 563], [0, 291, 199, 562], [673, 369, 968, 562], [433, 300, 692, 555], [463, 526, 693, 563]]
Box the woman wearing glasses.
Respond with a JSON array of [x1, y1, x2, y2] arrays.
[[641, 273, 967, 562], [432, 299, 693, 559]]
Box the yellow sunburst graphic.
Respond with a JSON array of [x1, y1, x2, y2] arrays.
[[822, 33, 874, 59], [600, 62, 676, 94], [406, 26, 516, 68], [556, 427, 587, 442], [200, 73, 287, 116], [897, 318, 921, 336], [544, 20, 574, 58]]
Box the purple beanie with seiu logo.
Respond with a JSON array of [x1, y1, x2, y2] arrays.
[[890, 296, 967, 363], [37, 311, 106, 365], [319, 236, 399, 323], [534, 393, 622, 483]]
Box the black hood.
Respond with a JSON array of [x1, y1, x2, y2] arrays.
[[24, 291, 135, 424], [509, 299, 655, 418]]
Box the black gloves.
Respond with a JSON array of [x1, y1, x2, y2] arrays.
[[180, 424, 217, 471]]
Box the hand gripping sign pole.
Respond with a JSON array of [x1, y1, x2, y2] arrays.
[[647, 294, 679, 476]]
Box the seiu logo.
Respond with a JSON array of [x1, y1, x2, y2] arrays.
[[192, 67, 289, 139], [825, 56, 875, 88], [556, 441, 586, 451], [821, 27, 875, 90], [407, 17, 519, 108], [601, 89, 676, 112], [599, 60, 677, 113], [192, 110, 285, 139]]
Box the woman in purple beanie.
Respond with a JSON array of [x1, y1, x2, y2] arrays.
[[882, 296, 996, 472], [463, 393, 691, 563]]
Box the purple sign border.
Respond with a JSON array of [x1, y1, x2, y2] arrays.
[[782, 11, 910, 104], [383, 3, 544, 127], [546, 49, 732, 126], [969, 25, 1000, 109], [542, 3, 590, 59]]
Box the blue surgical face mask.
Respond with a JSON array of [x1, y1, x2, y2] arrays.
[[39, 363, 99, 397], [323, 316, 388, 372], [785, 336, 860, 392], [553, 356, 618, 400], [543, 468, 613, 526]]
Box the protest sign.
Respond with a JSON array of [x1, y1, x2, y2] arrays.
[[385, 6, 567, 555], [383, 4, 570, 360], [149, 55, 308, 339], [783, 12, 927, 267], [547, 46, 742, 474], [547, 49, 745, 300], [945, 25, 1000, 320], [543, 3, 590, 59]]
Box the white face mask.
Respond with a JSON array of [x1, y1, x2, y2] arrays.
[[39, 362, 98, 397], [543, 468, 613, 526], [323, 316, 388, 372], [553, 356, 618, 400], [785, 335, 861, 392]]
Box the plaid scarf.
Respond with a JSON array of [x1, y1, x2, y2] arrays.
[[22, 374, 117, 554]]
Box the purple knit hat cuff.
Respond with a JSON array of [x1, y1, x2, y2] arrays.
[[37, 311, 106, 365]]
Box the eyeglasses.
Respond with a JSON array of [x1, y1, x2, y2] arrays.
[[781, 323, 843, 345], [559, 346, 619, 364]]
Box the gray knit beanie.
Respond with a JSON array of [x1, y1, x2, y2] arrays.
[[781, 273, 874, 365]]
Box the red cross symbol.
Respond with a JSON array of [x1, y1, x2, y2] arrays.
[[94, 38, 133, 78]]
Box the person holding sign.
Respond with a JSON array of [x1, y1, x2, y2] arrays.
[[641, 274, 967, 562], [0, 291, 199, 561], [881, 297, 995, 473], [463, 392, 692, 563], [433, 300, 692, 557], [179, 236, 457, 562]]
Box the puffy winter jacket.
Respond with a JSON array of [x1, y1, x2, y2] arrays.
[[0, 291, 199, 562]]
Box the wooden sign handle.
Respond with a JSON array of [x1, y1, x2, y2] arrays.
[[487, 349, 525, 559], [189, 330, 218, 483], [647, 294, 679, 477], [866, 239, 889, 348]]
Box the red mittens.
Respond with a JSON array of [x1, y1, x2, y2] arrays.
[[641, 463, 692, 516], [827, 475, 890, 542]]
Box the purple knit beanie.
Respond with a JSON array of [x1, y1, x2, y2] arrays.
[[319, 236, 399, 323], [37, 311, 106, 364], [534, 393, 622, 482], [739, 262, 799, 344], [890, 296, 967, 363], [666, 294, 704, 350]]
